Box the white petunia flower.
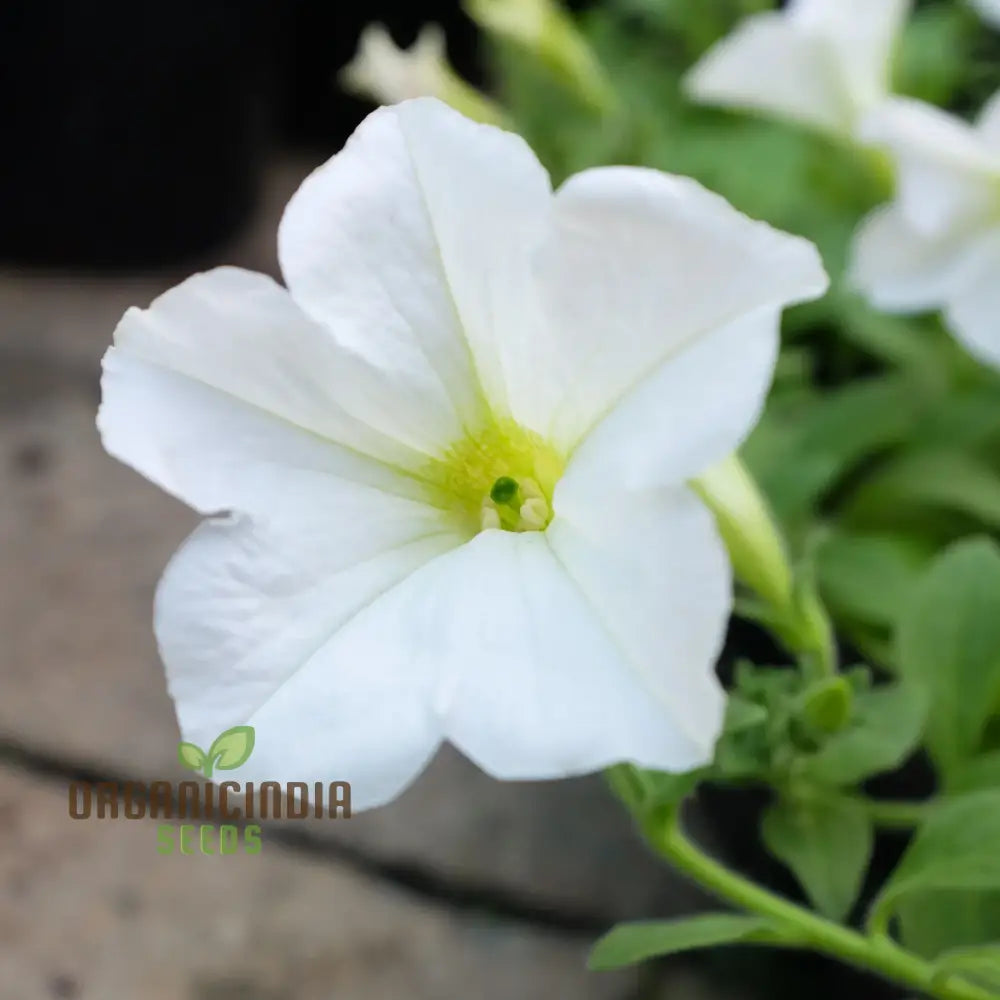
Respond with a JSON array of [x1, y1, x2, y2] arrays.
[[970, 0, 1000, 29], [850, 94, 1000, 369], [685, 0, 911, 139], [340, 24, 507, 126], [98, 99, 827, 811]]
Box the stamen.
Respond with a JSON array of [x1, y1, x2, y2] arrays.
[[480, 504, 502, 531], [520, 477, 543, 501], [519, 497, 549, 530]]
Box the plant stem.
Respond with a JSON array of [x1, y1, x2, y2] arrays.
[[654, 812, 994, 1000], [857, 796, 937, 830]]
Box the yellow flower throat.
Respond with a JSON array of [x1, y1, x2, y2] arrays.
[[428, 418, 564, 533]]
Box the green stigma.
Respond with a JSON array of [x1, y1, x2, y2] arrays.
[[490, 476, 520, 505]]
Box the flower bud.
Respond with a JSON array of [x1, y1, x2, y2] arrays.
[[799, 676, 853, 735], [694, 453, 793, 613], [695, 454, 836, 675], [464, 0, 615, 113], [341, 24, 509, 126]]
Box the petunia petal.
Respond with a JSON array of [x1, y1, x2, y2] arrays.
[[859, 98, 1000, 234], [548, 483, 730, 764], [970, 0, 1000, 29], [157, 501, 466, 811], [977, 90, 1000, 151], [525, 167, 827, 455], [100, 266, 463, 486], [850, 204, 994, 313], [556, 306, 781, 493], [436, 514, 728, 778], [278, 98, 552, 422], [100, 340, 448, 519], [163, 502, 724, 808], [684, 12, 850, 134], [944, 233, 1000, 371], [788, 0, 909, 113]]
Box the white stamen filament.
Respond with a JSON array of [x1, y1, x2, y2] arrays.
[[519, 497, 549, 530], [480, 504, 502, 531], [520, 477, 543, 501]]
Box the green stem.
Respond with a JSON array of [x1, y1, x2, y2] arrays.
[[790, 594, 838, 680], [654, 812, 994, 1000], [857, 796, 937, 831]]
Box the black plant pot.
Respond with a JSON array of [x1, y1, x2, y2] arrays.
[[695, 618, 935, 1000], [0, 0, 274, 269]]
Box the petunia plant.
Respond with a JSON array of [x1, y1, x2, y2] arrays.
[[98, 1, 1000, 998]]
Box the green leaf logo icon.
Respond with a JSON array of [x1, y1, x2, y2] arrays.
[[209, 726, 256, 772], [177, 742, 207, 774], [176, 726, 255, 778]]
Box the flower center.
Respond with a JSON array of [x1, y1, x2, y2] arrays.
[[483, 474, 551, 532], [428, 418, 564, 534]]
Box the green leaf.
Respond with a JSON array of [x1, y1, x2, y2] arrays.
[[933, 945, 1000, 992], [873, 791, 1000, 930], [898, 891, 1000, 960], [915, 386, 1000, 454], [715, 664, 803, 782], [589, 914, 777, 971], [743, 376, 929, 528], [895, 538, 1000, 775], [605, 763, 648, 813], [605, 764, 702, 817], [948, 751, 1000, 795], [177, 742, 207, 773], [845, 451, 1000, 533], [817, 531, 935, 630], [801, 683, 928, 786], [208, 726, 256, 770], [761, 795, 873, 921], [895, 4, 971, 107], [835, 296, 952, 382], [724, 694, 769, 734], [798, 676, 853, 735]]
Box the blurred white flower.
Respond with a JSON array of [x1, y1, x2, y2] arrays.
[[850, 94, 1000, 369], [970, 0, 1000, 28], [685, 0, 911, 139], [98, 99, 827, 811], [341, 24, 448, 105], [341, 24, 506, 125]]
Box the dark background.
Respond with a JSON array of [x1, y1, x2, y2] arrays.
[[0, 0, 484, 268]]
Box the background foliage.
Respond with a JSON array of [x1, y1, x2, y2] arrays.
[[476, 0, 1000, 975]]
